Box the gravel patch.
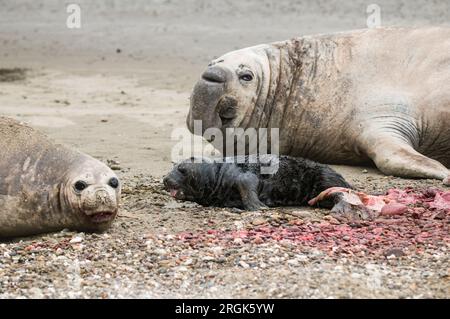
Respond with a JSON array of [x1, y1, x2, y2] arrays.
[[0, 174, 448, 298]]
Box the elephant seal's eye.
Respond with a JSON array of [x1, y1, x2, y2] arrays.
[[240, 74, 253, 82], [74, 181, 88, 192], [109, 177, 119, 189], [177, 166, 188, 175]]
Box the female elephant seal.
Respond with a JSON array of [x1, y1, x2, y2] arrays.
[[0, 117, 121, 238], [188, 27, 450, 185]]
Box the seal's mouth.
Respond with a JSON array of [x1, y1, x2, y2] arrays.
[[168, 188, 185, 200], [170, 189, 178, 197], [85, 211, 117, 224], [217, 96, 238, 127], [163, 177, 184, 200]]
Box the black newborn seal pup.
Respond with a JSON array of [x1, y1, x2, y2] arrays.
[[163, 155, 352, 211]]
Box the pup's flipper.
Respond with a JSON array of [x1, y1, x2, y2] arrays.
[[236, 173, 268, 211]]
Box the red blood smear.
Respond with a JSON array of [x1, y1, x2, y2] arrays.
[[385, 188, 421, 205], [381, 202, 408, 216], [176, 188, 449, 257], [429, 192, 450, 210], [311, 187, 450, 214]]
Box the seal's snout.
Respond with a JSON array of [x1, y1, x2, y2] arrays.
[[163, 175, 178, 194], [202, 66, 228, 84], [95, 189, 112, 205], [79, 185, 119, 224], [162, 175, 171, 189], [189, 66, 230, 134], [163, 173, 186, 200]]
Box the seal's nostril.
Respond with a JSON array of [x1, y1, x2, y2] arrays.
[[94, 190, 111, 205], [202, 67, 227, 83]]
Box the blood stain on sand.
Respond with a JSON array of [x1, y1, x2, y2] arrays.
[[176, 188, 449, 258]]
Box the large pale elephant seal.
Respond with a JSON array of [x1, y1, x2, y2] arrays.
[[0, 117, 121, 237], [187, 27, 450, 185]]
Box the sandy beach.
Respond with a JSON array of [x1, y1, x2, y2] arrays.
[[0, 0, 448, 298]]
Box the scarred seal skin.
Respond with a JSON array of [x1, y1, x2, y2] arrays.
[[163, 155, 352, 211], [0, 117, 121, 238], [188, 27, 450, 185]]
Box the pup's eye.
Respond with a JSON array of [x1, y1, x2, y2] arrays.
[[240, 74, 253, 82], [177, 166, 188, 175], [74, 181, 88, 192], [108, 177, 119, 189]]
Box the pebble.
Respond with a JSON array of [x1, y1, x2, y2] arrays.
[[154, 248, 167, 255], [202, 256, 215, 262], [253, 236, 264, 244], [233, 238, 243, 245], [252, 217, 267, 226], [287, 259, 299, 266], [69, 236, 83, 244], [158, 260, 171, 267], [384, 248, 405, 258], [210, 246, 223, 255], [291, 211, 313, 219], [183, 258, 193, 266]]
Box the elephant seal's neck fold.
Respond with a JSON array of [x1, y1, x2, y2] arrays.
[[49, 182, 75, 224], [260, 36, 342, 156]]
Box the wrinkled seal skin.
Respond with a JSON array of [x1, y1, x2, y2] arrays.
[[163, 155, 352, 210], [188, 27, 450, 184], [0, 117, 121, 238]]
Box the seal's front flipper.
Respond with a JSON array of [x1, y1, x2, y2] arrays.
[[236, 173, 268, 211], [361, 134, 449, 184]]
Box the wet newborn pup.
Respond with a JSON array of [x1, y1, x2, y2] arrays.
[[163, 155, 352, 211]]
